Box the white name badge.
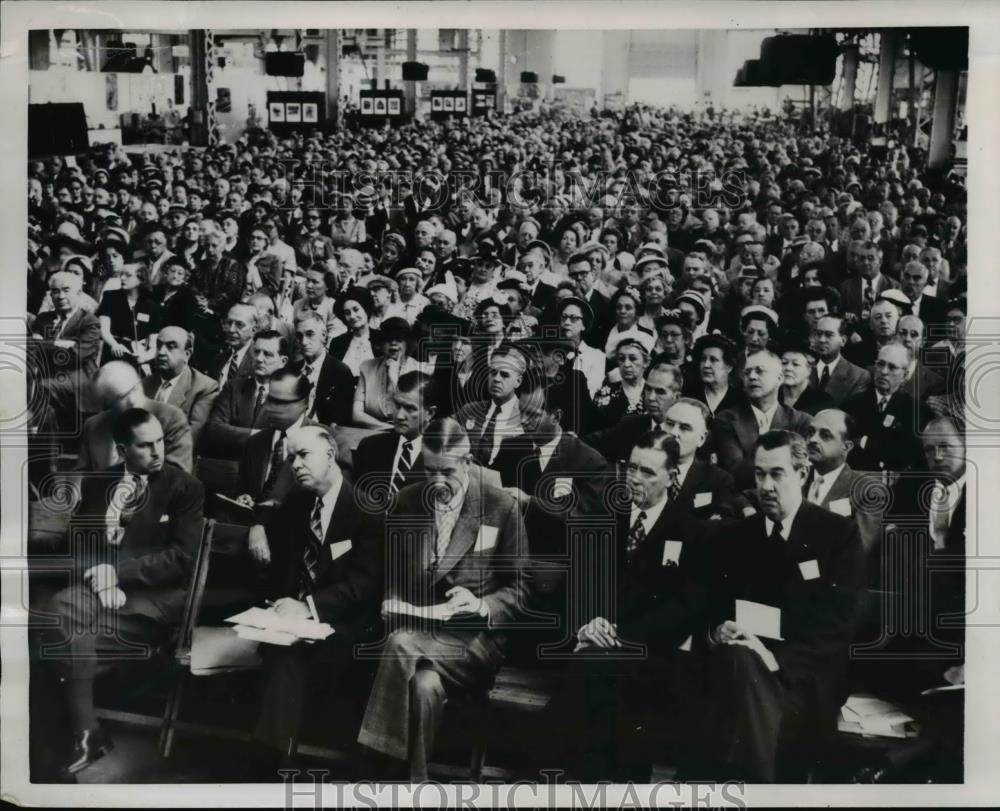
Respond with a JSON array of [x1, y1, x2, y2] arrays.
[[329, 539, 352, 561], [159, 514, 169, 523], [474, 526, 498, 552], [136, 312, 150, 323], [798, 559, 821, 580], [828, 498, 852, 517], [678, 635, 693, 652], [662, 540, 683, 566], [859, 435, 869, 449], [552, 477, 573, 499], [883, 414, 895, 428], [693, 492, 712, 508]]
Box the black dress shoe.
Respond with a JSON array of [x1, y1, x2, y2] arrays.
[[63, 728, 113, 776]]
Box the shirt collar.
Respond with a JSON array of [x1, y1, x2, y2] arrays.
[[632, 492, 670, 532], [764, 498, 803, 541]]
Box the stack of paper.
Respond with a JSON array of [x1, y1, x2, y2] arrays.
[[838, 694, 919, 739], [225, 606, 335, 646]]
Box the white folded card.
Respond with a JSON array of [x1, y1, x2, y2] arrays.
[[828, 497, 852, 517], [474, 525, 498, 552], [694, 492, 712, 508], [735, 598, 783, 640], [662, 540, 683, 566], [329, 539, 352, 560], [798, 559, 820, 580], [226, 607, 334, 640]]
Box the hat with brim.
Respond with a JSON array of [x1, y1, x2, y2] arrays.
[[394, 267, 423, 282], [556, 295, 594, 329], [378, 317, 412, 341], [779, 336, 819, 363], [48, 221, 92, 254], [335, 286, 375, 320], [97, 226, 131, 253], [877, 288, 913, 316], [740, 304, 779, 332], [614, 328, 656, 357], [635, 255, 670, 276], [426, 279, 459, 305], [676, 290, 708, 322], [360, 274, 398, 294]]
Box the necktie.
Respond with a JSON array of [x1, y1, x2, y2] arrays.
[[627, 510, 647, 555], [862, 281, 874, 314], [391, 439, 414, 494], [767, 519, 784, 557], [434, 501, 460, 567], [301, 498, 324, 594], [304, 364, 317, 415], [253, 385, 267, 423], [119, 475, 146, 528], [227, 351, 239, 383], [475, 407, 500, 465], [878, 395, 889, 414], [667, 467, 681, 502], [262, 430, 286, 498], [156, 378, 174, 403], [818, 364, 831, 391], [809, 474, 824, 504], [930, 481, 951, 550]]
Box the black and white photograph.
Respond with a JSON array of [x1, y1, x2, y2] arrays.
[[1, 2, 998, 808]]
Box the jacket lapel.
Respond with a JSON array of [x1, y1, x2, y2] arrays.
[[169, 365, 192, 410], [435, 473, 483, 582]]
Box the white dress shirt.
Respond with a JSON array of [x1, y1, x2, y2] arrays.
[[764, 498, 803, 541], [630, 492, 670, 535], [815, 355, 841, 382], [929, 475, 965, 550], [220, 342, 251, 389], [315, 477, 342, 540], [535, 432, 562, 473], [751, 402, 779, 433], [808, 463, 845, 505], [105, 470, 149, 545]]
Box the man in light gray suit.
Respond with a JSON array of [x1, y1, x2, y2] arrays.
[[810, 316, 872, 407], [142, 326, 219, 444]]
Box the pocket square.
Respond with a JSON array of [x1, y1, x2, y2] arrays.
[[693, 492, 712, 508], [329, 539, 352, 561], [474, 526, 498, 552]]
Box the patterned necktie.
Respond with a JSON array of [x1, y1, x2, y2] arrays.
[[434, 500, 461, 567], [227, 351, 239, 383], [303, 364, 317, 415], [262, 430, 286, 498], [301, 497, 324, 594], [475, 407, 500, 465], [119, 474, 146, 528], [391, 439, 414, 494], [818, 364, 831, 391], [156, 378, 174, 403], [253, 384, 267, 423], [627, 510, 647, 555], [862, 281, 874, 315], [809, 474, 824, 504], [667, 467, 681, 502]]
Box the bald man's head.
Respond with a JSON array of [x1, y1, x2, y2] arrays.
[[95, 360, 145, 413]]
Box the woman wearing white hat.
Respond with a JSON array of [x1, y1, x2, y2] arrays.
[[593, 330, 656, 427]]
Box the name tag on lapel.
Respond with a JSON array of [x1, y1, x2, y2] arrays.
[[693, 492, 712, 508], [798, 559, 821, 580], [159, 514, 169, 523], [474, 526, 498, 553], [329, 539, 352, 561], [883, 414, 895, 428], [678, 635, 693, 652], [859, 435, 869, 449], [552, 477, 573, 499], [136, 312, 150, 323], [662, 540, 683, 567], [828, 498, 852, 517]]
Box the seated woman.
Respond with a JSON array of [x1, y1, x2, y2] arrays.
[[96, 263, 161, 373], [352, 317, 426, 430], [779, 339, 834, 416], [154, 258, 200, 331], [683, 333, 746, 415], [594, 331, 656, 427], [293, 263, 346, 339], [329, 286, 382, 378]]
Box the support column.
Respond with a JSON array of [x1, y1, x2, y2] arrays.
[[374, 35, 385, 90], [189, 29, 210, 146], [497, 29, 508, 113], [840, 43, 859, 111], [404, 29, 417, 115], [874, 30, 897, 124], [28, 29, 51, 71], [458, 29, 469, 91], [929, 68, 959, 168], [601, 31, 629, 109], [324, 29, 340, 130]]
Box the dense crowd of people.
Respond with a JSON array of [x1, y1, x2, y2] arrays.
[[27, 101, 968, 784]]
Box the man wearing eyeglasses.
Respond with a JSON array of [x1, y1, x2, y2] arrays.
[[139, 223, 176, 287], [295, 207, 336, 271]]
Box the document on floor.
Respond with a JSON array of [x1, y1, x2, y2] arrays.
[[838, 694, 919, 739]]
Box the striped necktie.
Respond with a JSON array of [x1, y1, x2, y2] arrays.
[[391, 439, 414, 494], [667, 467, 681, 502], [475, 407, 500, 465], [300, 497, 324, 595], [262, 430, 286, 498], [227, 351, 240, 382]]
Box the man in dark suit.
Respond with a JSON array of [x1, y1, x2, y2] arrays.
[[698, 430, 866, 782], [357, 417, 529, 782], [252, 425, 384, 758], [76, 361, 193, 473], [584, 360, 684, 465], [293, 312, 355, 426], [352, 371, 435, 499], [453, 344, 527, 468], [29, 270, 102, 427], [895, 315, 947, 402], [142, 326, 219, 445], [810, 316, 872, 406], [201, 329, 289, 459], [552, 432, 709, 781], [197, 302, 258, 385], [517, 242, 558, 318], [566, 252, 613, 344], [713, 349, 812, 488], [842, 341, 926, 473], [838, 240, 899, 320], [37, 409, 204, 775], [900, 260, 947, 333], [662, 398, 736, 519]]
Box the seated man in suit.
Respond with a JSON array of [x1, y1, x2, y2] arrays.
[[36, 408, 204, 775], [838, 240, 898, 320], [142, 326, 219, 445], [352, 371, 435, 500], [29, 269, 102, 430], [553, 432, 709, 781], [698, 430, 866, 782], [252, 425, 384, 762], [357, 417, 528, 782], [661, 397, 736, 519], [194, 302, 258, 386], [201, 329, 290, 460], [293, 312, 355, 427], [894, 315, 947, 402], [810, 315, 872, 407], [899, 260, 947, 334], [454, 344, 528, 468], [842, 341, 926, 474], [584, 359, 683, 466], [76, 361, 193, 473], [713, 348, 812, 489]]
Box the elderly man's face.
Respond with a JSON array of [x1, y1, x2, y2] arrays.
[[922, 420, 966, 480], [855, 246, 880, 279], [870, 302, 899, 339], [874, 344, 908, 395], [897, 317, 924, 352], [743, 352, 782, 401], [901, 263, 929, 301], [49, 278, 79, 313], [642, 367, 678, 421], [755, 444, 808, 521]]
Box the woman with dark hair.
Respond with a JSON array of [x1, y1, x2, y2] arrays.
[[329, 194, 367, 248], [551, 224, 581, 278], [603, 286, 651, 359], [175, 217, 205, 269], [96, 262, 161, 371], [294, 263, 345, 339], [329, 285, 382, 377], [352, 316, 426, 429], [154, 258, 200, 331], [684, 333, 746, 415]]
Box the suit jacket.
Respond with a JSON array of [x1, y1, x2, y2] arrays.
[[328, 330, 382, 370], [584, 412, 666, 466], [454, 399, 524, 467], [76, 400, 193, 473], [492, 432, 608, 558], [31, 308, 102, 382], [842, 388, 925, 473], [911, 294, 948, 333], [810, 355, 871, 407], [386, 468, 529, 648], [265, 480, 383, 637], [803, 463, 882, 552], [301, 352, 356, 426], [201, 376, 270, 459], [781, 385, 834, 417], [235, 423, 310, 506], [866, 361, 946, 403], [707, 502, 867, 713], [70, 463, 204, 623], [142, 365, 219, 444], [202, 341, 256, 383], [674, 459, 737, 520], [712, 401, 813, 488], [838, 274, 900, 318], [351, 430, 427, 495], [684, 382, 748, 416]]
